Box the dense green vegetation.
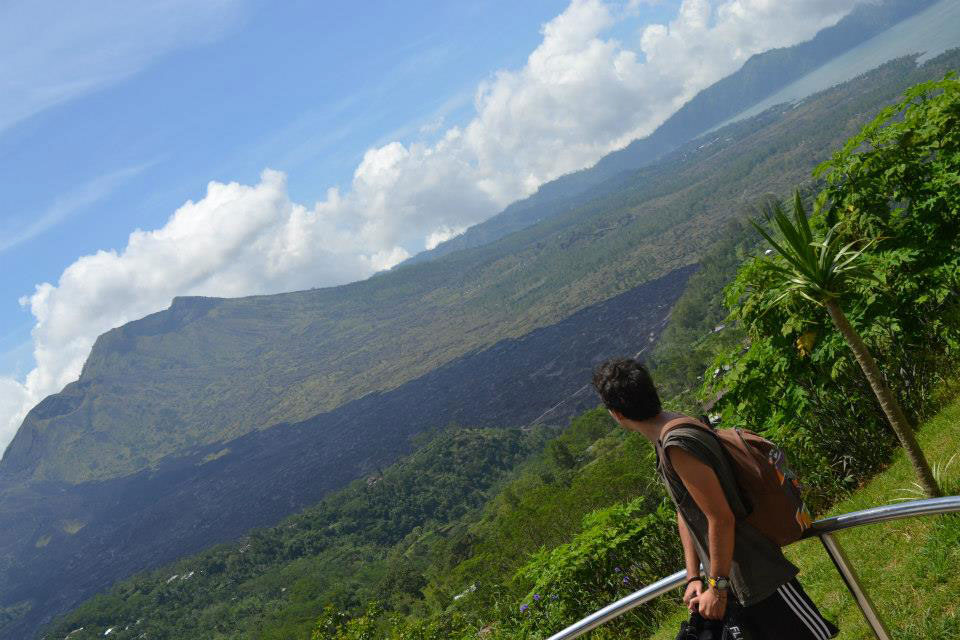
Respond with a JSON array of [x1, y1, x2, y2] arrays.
[[752, 193, 941, 496], [41, 51, 960, 640], [710, 74, 960, 509]]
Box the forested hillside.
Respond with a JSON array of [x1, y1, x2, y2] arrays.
[[41, 407, 667, 640], [38, 427, 548, 639], [0, 267, 692, 639]]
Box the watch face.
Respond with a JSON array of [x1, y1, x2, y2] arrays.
[[711, 577, 730, 590]]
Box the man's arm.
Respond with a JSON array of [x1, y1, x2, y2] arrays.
[[667, 446, 735, 620], [678, 512, 703, 611], [678, 512, 701, 579]]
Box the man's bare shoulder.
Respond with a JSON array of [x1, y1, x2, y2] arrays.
[[667, 446, 734, 520]]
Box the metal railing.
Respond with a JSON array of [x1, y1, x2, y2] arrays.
[[547, 496, 960, 640]]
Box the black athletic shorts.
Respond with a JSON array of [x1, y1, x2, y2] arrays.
[[737, 578, 839, 640]]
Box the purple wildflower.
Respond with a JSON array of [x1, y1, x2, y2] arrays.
[[520, 604, 529, 613], [614, 566, 621, 573], [622, 577, 630, 585], [533, 594, 541, 601]]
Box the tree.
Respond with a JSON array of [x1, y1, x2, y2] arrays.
[[752, 193, 941, 497], [548, 440, 576, 470], [815, 73, 960, 414]]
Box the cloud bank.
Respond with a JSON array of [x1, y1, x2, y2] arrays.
[[0, 0, 862, 454]]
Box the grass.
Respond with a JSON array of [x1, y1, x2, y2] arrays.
[[648, 390, 960, 640]]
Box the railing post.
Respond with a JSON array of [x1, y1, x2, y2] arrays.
[[818, 532, 891, 640]]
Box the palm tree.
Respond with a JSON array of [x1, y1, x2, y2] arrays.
[[752, 192, 941, 498]]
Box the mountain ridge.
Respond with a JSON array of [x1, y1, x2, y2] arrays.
[[403, 0, 937, 266]]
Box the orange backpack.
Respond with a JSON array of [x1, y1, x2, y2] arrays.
[[660, 417, 813, 546]]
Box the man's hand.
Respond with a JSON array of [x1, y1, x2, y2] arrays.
[[691, 587, 727, 620], [682, 581, 703, 612]]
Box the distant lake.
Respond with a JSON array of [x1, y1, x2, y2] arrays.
[[712, 0, 960, 132]]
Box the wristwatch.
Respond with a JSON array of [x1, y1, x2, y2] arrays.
[[707, 575, 730, 591]]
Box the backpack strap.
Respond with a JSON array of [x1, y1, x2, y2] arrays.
[[659, 416, 712, 441], [656, 417, 712, 472], [659, 417, 763, 479], [658, 417, 763, 522], [727, 428, 764, 480]]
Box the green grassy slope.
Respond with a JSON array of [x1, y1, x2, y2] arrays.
[[8, 50, 959, 484], [649, 389, 960, 640]]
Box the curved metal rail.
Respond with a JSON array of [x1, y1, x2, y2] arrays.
[[546, 496, 960, 640]]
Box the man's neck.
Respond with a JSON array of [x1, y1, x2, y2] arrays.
[[623, 410, 685, 443]]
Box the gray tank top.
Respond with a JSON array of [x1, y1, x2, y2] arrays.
[[657, 426, 798, 605]]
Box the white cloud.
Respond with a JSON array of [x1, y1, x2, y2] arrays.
[[300, 0, 861, 255], [419, 116, 447, 136], [0, 379, 29, 458], [1, 0, 864, 454], [0, 0, 245, 135], [425, 225, 467, 251]]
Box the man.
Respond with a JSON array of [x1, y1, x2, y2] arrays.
[[592, 357, 838, 639]]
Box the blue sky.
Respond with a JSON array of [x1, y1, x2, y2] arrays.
[[0, 0, 867, 451]]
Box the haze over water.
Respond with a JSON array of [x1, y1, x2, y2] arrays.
[[714, 0, 960, 132]]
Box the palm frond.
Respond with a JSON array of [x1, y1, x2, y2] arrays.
[[751, 191, 874, 307], [750, 219, 801, 271], [793, 191, 815, 249]]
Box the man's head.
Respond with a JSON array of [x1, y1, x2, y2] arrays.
[[592, 358, 662, 423]]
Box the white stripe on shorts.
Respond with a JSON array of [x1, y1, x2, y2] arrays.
[[777, 583, 827, 640], [785, 582, 832, 639]]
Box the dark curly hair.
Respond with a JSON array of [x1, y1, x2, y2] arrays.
[[592, 358, 662, 421]]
